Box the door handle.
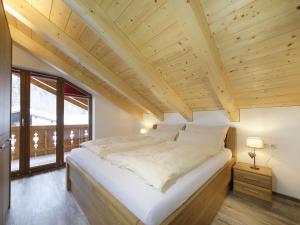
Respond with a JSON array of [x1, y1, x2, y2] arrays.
[[0, 139, 10, 150]]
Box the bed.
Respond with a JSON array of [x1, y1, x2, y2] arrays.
[[66, 127, 236, 225]]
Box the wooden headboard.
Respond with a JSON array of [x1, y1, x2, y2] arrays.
[[225, 127, 237, 160]]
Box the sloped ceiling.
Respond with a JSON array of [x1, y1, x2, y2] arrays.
[[4, 0, 300, 121]]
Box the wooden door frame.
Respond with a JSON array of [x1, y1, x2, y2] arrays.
[[56, 77, 64, 167], [11, 67, 93, 178]]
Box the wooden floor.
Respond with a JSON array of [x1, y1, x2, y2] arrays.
[[212, 193, 300, 225], [6, 169, 300, 225], [6, 169, 89, 225]]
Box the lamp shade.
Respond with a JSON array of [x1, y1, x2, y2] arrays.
[[246, 137, 264, 149], [140, 128, 147, 134]]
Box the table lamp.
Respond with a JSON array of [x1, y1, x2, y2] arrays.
[[140, 128, 147, 134], [246, 137, 264, 170]]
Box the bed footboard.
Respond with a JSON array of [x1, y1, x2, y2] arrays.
[[66, 159, 143, 225], [161, 158, 235, 225], [66, 157, 235, 225]]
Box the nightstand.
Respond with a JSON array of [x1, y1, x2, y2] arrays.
[[233, 162, 272, 203]]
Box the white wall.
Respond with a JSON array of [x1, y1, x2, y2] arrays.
[[13, 43, 142, 138], [13, 44, 94, 92], [93, 94, 142, 138], [162, 107, 300, 199], [13, 44, 64, 77]]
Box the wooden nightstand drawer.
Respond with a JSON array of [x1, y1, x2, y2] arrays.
[[234, 169, 272, 189], [234, 180, 272, 202]]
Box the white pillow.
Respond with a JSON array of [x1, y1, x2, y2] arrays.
[[156, 124, 185, 131], [186, 125, 229, 145], [186, 124, 227, 132], [147, 129, 178, 141], [177, 125, 229, 150]]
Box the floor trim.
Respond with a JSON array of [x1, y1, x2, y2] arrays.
[[273, 191, 300, 203]]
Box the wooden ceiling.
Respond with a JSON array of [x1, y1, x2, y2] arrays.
[[4, 0, 300, 121]]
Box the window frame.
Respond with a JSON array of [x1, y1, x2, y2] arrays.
[[11, 67, 92, 178]]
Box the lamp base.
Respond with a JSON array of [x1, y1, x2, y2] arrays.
[[250, 166, 260, 170]]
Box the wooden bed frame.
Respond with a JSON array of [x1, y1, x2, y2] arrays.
[[66, 127, 236, 225]]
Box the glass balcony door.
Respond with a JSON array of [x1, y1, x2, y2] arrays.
[[10, 70, 60, 176], [29, 75, 58, 169], [63, 82, 91, 162], [10, 68, 92, 177]]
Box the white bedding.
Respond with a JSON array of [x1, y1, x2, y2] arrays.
[[107, 142, 219, 190], [67, 147, 232, 225], [81, 134, 145, 146], [81, 135, 166, 158]]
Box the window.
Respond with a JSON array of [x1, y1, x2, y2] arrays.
[[10, 68, 92, 177], [63, 82, 91, 162]]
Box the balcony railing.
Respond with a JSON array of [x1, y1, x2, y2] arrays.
[[11, 125, 89, 161]]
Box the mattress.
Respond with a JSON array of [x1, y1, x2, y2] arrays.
[[68, 147, 232, 225]]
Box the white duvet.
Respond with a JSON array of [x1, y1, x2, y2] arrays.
[[81, 134, 145, 146], [106, 142, 219, 191], [81, 135, 165, 158]]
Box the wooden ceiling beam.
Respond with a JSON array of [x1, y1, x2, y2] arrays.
[[4, 0, 163, 120], [63, 0, 193, 121], [9, 24, 145, 120], [171, 0, 240, 121]]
